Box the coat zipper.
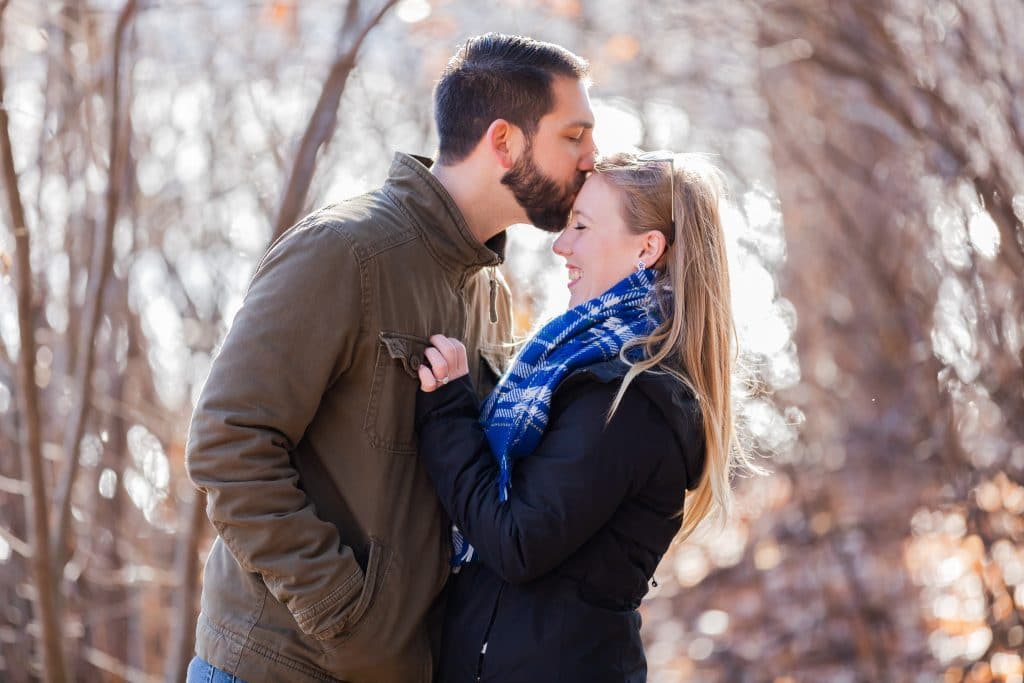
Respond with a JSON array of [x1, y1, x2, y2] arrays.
[[475, 583, 505, 682], [488, 267, 498, 324]]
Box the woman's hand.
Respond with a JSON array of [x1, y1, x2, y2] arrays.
[[418, 334, 470, 392]]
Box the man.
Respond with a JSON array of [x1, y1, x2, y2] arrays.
[[186, 34, 596, 683]]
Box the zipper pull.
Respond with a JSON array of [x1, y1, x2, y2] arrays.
[[476, 642, 489, 682], [488, 268, 498, 324]]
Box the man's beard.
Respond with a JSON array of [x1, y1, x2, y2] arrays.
[[501, 147, 586, 232]]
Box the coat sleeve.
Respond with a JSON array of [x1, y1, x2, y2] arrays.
[[186, 218, 365, 640], [415, 375, 661, 584]]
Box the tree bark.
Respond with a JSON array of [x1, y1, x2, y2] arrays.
[[272, 0, 400, 239], [0, 3, 69, 679]]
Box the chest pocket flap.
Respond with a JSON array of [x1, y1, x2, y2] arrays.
[[379, 331, 430, 379], [364, 331, 431, 453]]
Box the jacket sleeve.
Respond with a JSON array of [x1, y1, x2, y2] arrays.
[[414, 376, 659, 584], [186, 219, 364, 640]]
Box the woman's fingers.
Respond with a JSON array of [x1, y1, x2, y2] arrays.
[[429, 334, 456, 363], [423, 347, 449, 383], [429, 335, 469, 379], [418, 363, 438, 392], [418, 336, 470, 392], [453, 339, 468, 376]]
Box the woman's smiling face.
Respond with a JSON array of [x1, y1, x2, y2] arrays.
[[552, 175, 650, 308]]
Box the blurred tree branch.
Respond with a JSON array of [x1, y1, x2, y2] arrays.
[[0, 473, 29, 495], [0, 525, 31, 558], [83, 646, 162, 683], [783, 4, 1024, 276], [273, 0, 400, 238], [52, 0, 138, 572], [0, 0, 69, 678], [163, 491, 207, 683], [756, 1, 1024, 674]]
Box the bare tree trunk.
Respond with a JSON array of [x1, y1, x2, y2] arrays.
[[272, 0, 400, 238], [164, 490, 208, 683], [0, 3, 69, 679], [52, 0, 138, 570], [85, 278, 130, 682]]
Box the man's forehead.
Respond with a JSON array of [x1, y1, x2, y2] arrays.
[[547, 77, 595, 126]]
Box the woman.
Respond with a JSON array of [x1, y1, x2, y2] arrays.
[[414, 152, 746, 682]]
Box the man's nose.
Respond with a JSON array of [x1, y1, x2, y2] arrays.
[[578, 145, 597, 172], [581, 140, 598, 172]]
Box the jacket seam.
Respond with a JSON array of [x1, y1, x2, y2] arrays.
[[200, 619, 337, 682], [316, 221, 369, 345], [381, 185, 453, 275], [319, 538, 396, 650], [349, 217, 419, 261], [381, 184, 498, 282], [246, 642, 336, 682], [252, 218, 370, 360], [237, 579, 268, 673], [292, 567, 364, 624], [213, 522, 362, 638]]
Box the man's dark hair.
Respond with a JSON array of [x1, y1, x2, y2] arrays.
[[434, 33, 590, 165]]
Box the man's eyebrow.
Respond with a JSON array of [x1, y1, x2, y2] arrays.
[[565, 120, 595, 130]]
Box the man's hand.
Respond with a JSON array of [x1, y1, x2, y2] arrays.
[[418, 334, 470, 392]]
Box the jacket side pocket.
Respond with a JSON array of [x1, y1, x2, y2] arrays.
[[318, 537, 392, 650]]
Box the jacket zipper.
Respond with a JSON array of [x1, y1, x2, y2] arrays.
[[488, 267, 498, 324], [475, 583, 505, 682]]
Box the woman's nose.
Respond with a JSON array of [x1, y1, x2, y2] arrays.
[[552, 232, 571, 256]]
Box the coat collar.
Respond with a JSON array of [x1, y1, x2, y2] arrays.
[[383, 153, 506, 286]]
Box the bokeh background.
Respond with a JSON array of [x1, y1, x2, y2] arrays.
[[1, 1, 1022, 681]]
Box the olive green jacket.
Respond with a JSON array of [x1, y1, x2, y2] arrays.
[[186, 153, 514, 683]]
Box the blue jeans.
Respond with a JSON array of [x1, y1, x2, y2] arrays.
[[186, 656, 248, 683]]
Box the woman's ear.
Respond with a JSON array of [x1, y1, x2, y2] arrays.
[[639, 230, 668, 266], [484, 119, 523, 170]]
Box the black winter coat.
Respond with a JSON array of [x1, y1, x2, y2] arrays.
[[414, 359, 705, 683]]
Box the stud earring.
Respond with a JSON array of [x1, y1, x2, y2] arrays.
[[636, 260, 646, 273]]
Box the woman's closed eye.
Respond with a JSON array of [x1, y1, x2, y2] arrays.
[[572, 222, 587, 231]]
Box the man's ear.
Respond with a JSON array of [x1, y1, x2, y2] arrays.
[[484, 119, 525, 170]]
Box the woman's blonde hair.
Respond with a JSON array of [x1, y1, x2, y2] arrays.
[[597, 151, 747, 541]]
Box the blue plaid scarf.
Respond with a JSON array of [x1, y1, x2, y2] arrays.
[[450, 268, 659, 567]]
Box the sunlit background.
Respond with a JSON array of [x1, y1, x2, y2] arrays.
[[1, 0, 1022, 681]]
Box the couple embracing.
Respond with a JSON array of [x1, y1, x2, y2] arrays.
[[186, 33, 740, 683]]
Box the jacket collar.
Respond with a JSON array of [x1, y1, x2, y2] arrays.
[[383, 153, 506, 285]]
